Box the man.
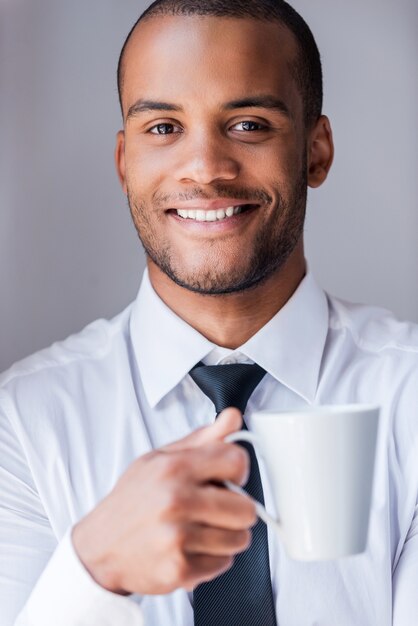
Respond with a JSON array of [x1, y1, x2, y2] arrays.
[[0, 1, 417, 624]]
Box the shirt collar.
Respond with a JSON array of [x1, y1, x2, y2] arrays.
[[130, 270, 216, 408], [130, 268, 329, 408], [239, 271, 329, 403]]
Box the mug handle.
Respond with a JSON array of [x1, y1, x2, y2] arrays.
[[224, 430, 283, 535]]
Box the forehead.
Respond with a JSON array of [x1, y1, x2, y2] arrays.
[[121, 15, 301, 118]]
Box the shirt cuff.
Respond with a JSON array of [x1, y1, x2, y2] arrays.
[[14, 529, 144, 626]]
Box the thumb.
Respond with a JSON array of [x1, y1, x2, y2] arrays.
[[164, 407, 243, 451]]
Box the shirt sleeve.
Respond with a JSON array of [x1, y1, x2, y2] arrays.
[[0, 399, 143, 626], [392, 504, 418, 626], [14, 531, 144, 626]]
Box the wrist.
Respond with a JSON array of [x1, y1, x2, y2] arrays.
[[71, 520, 130, 596]]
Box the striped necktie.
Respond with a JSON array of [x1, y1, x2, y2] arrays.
[[190, 362, 276, 626]]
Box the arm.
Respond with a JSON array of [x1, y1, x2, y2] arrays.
[[1, 402, 253, 624], [0, 401, 143, 626]]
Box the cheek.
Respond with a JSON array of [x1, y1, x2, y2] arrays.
[[125, 141, 164, 192], [244, 141, 301, 184]]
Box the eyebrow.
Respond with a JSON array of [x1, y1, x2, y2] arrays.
[[224, 96, 290, 117], [126, 100, 182, 120], [126, 95, 290, 121]]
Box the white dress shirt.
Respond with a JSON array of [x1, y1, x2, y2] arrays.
[[0, 268, 417, 626]]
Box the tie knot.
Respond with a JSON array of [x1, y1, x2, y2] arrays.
[[189, 362, 266, 414]]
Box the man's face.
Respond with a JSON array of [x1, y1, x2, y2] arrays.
[[117, 16, 312, 294]]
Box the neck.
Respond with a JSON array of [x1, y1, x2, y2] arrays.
[[148, 244, 306, 349]]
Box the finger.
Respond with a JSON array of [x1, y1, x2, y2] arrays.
[[207, 408, 243, 441], [163, 407, 242, 452], [187, 484, 257, 530], [184, 440, 251, 485], [183, 554, 235, 590], [183, 524, 251, 557]]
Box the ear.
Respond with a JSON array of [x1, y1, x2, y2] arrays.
[[114, 130, 127, 194], [307, 115, 334, 188]]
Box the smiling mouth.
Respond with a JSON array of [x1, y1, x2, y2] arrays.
[[167, 204, 260, 222]]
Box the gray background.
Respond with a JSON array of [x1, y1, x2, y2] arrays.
[[1, 0, 417, 372]]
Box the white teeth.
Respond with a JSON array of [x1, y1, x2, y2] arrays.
[[175, 205, 246, 221]]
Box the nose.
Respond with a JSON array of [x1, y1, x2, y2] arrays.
[[173, 130, 240, 185]]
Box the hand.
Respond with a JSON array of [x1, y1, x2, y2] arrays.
[[72, 408, 256, 595]]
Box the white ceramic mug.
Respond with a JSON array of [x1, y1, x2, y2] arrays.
[[225, 404, 380, 561]]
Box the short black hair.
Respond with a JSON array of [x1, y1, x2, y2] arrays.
[[117, 0, 322, 128]]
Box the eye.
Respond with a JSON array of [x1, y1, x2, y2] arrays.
[[231, 120, 267, 132], [148, 123, 183, 135]]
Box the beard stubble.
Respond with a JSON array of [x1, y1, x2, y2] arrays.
[[127, 170, 307, 296]]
